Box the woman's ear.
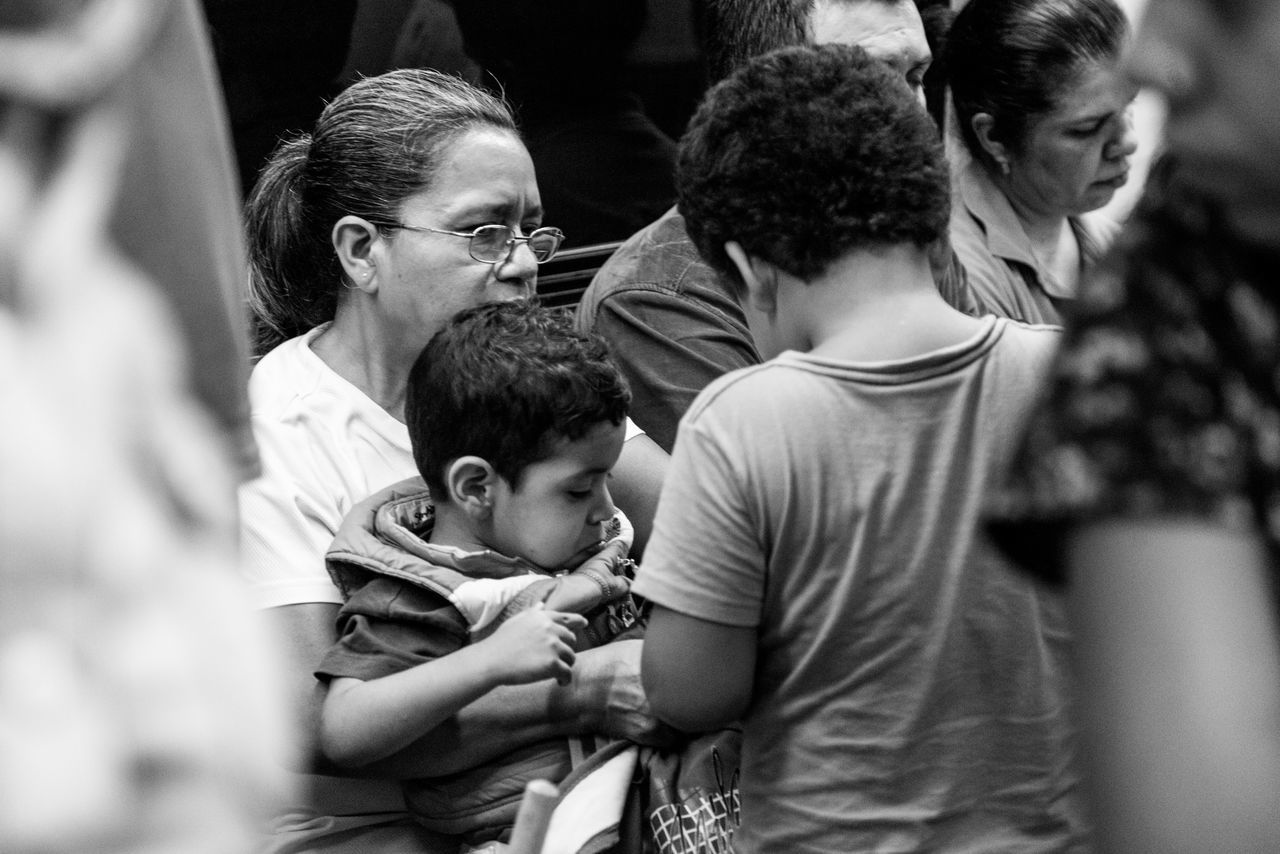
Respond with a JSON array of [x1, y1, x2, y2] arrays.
[[970, 113, 1011, 175], [332, 215, 382, 292], [724, 241, 778, 315], [445, 456, 497, 517]]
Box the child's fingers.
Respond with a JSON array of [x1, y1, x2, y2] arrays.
[[548, 610, 589, 629], [553, 644, 576, 685]]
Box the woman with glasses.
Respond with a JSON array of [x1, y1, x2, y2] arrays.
[[239, 68, 669, 854]]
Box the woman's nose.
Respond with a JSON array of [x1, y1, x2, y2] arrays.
[[1106, 111, 1139, 161], [494, 242, 538, 293]]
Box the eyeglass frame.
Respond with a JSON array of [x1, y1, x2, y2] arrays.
[[390, 222, 566, 265]]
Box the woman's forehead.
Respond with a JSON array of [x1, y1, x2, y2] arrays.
[[411, 129, 540, 215]]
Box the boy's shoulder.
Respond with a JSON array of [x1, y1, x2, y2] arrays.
[[984, 317, 1062, 374], [683, 359, 801, 423], [683, 318, 1061, 423]]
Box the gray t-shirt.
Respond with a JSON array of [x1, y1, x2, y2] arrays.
[[634, 317, 1088, 853]]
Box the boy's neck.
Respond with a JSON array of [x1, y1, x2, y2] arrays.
[[427, 502, 498, 556], [796, 245, 984, 362]]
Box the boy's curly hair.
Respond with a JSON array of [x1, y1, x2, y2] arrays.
[[407, 300, 631, 497], [677, 43, 950, 286]]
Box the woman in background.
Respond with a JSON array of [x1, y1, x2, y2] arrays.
[[947, 0, 1138, 323]]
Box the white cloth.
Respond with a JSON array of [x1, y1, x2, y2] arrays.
[[239, 325, 414, 608], [634, 317, 1089, 853], [239, 324, 645, 609]]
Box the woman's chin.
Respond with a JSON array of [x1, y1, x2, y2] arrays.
[[1079, 181, 1123, 213]]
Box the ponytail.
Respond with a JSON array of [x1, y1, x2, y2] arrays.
[[245, 135, 335, 355]]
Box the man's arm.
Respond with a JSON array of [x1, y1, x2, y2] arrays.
[[590, 286, 760, 453], [641, 604, 756, 733], [1066, 519, 1280, 854]]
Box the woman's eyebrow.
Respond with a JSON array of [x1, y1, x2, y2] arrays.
[[448, 201, 512, 221]]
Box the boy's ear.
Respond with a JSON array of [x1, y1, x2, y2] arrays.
[[332, 214, 382, 292], [444, 456, 498, 516], [724, 240, 778, 315]]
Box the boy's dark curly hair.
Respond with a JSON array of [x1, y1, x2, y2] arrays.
[[677, 43, 949, 286], [407, 300, 631, 498]]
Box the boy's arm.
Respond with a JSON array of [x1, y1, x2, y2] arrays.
[[641, 604, 755, 733], [352, 638, 676, 777], [319, 607, 585, 768]]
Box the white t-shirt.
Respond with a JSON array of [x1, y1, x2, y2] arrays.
[[239, 324, 642, 609]]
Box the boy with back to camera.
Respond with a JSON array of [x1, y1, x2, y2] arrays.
[[314, 299, 643, 846], [636, 44, 1087, 852]]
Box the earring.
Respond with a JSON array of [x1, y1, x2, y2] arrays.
[[998, 158, 1011, 176], [341, 269, 371, 290]]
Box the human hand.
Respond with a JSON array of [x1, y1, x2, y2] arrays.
[[571, 640, 681, 748], [545, 538, 634, 615], [486, 606, 588, 687]]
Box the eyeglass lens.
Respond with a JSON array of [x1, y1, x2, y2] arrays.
[[471, 225, 561, 263]]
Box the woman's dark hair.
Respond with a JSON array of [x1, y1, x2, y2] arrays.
[[677, 42, 949, 286], [407, 299, 631, 497], [244, 68, 517, 355], [947, 0, 1128, 166]]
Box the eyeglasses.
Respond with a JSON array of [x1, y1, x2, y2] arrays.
[[392, 222, 565, 264]]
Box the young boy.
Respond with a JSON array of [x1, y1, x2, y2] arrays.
[[314, 299, 640, 845], [635, 45, 1087, 853]]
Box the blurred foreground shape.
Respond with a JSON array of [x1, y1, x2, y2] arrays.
[[0, 1, 292, 852]]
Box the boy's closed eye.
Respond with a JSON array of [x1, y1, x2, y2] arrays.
[[565, 471, 612, 501]]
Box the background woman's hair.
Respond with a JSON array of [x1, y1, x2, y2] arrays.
[[947, 0, 1128, 165], [678, 42, 950, 285], [244, 68, 517, 356]]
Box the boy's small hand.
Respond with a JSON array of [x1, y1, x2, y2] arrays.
[[488, 605, 588, 686]]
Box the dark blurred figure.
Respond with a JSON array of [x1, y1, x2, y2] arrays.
[[987, 0, 1280, 851], [201, 0, 357, 200], [453, 0, 679, 247]]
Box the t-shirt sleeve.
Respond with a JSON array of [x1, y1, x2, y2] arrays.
[[986, 232, 1271, 583], [631, 404, 767, 627], [590, 286, 761, 455], [238, 418, 346, 609], [316, 578, 469, 683]]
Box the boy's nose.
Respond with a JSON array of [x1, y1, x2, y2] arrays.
[[589, 487, 617, 526]]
